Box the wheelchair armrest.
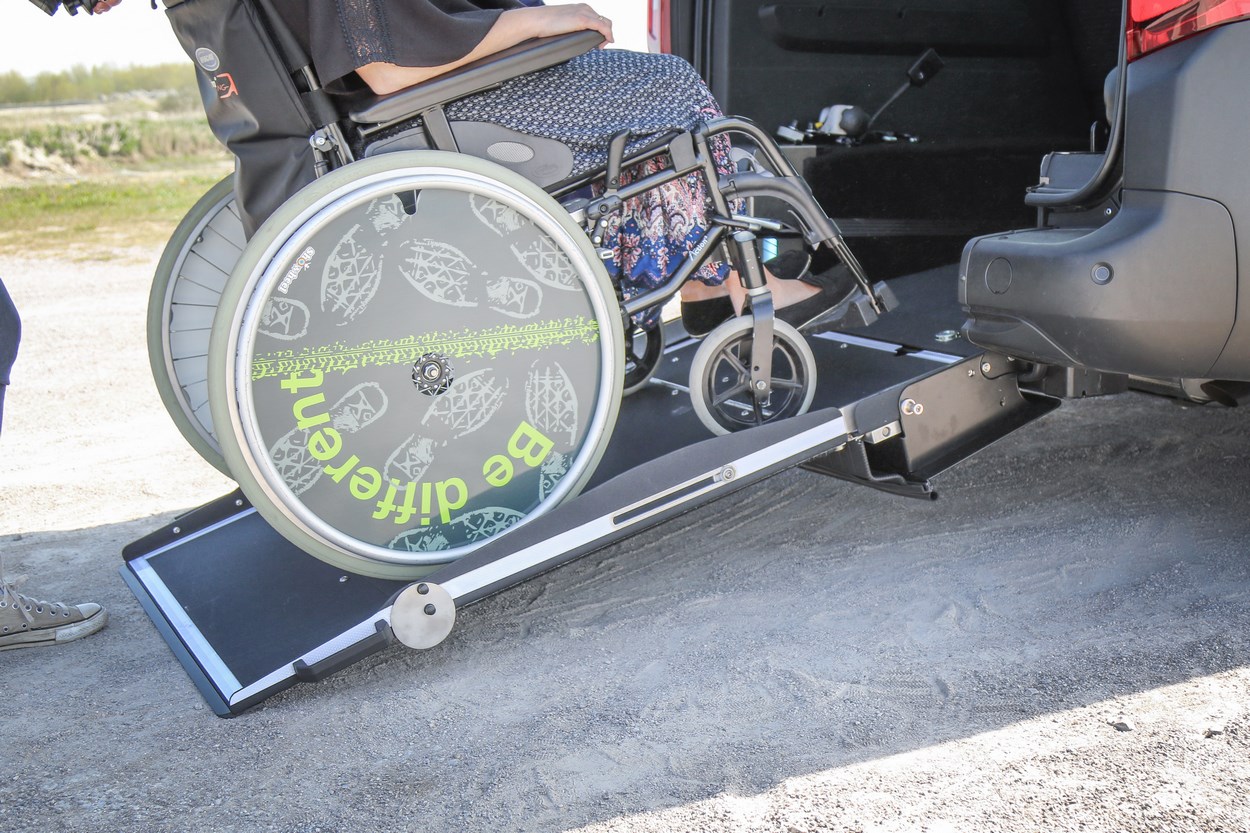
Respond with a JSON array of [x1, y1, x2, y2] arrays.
[[348, 30, 605, 126]]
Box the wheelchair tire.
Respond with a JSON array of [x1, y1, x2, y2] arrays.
[[147, 175, 244, 476], [622, 317, 664, 395], [688, 316, 817, 435], [208, 152, 623, 580]]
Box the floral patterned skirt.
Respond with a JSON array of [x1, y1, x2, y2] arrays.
[[444, 49, 739, 317]]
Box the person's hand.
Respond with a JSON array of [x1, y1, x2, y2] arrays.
[[521, 3, 614, 45], [92, 0, 122, 13]]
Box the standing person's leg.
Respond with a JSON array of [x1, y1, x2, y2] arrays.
[[0, 276, 108, 651], [0, 276, 18, 433]]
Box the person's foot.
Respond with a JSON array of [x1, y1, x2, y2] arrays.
[[775, 264, 859, 330], [680, 295, 735, 336], [681, 251, 819, 336], [0, 578, 107, 651]]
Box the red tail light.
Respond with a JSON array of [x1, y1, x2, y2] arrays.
[[1128, 0, 1250, 60], [647, 0, 672, 54]]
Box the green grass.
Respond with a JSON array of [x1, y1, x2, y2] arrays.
[[0, 169, 231, 257]]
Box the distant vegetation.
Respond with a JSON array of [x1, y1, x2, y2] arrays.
[[0, 62, 227, 174], [0, 63, 198, 106], [0, 118, 225, 167], [0, 62, 230, 254]]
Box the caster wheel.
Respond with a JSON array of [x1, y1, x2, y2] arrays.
[[622, 317, 664, 395], [147, 175, 243, 475], [688, 315, 817, 435]]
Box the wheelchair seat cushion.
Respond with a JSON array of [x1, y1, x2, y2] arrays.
[[377, 50, 723, 180]]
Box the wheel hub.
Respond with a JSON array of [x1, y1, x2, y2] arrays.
[[412, 353, 454, 396]]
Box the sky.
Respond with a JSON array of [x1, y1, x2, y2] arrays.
[[1, 0, 648, 77]]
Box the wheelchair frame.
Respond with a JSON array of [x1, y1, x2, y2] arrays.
[[127, 1, 1059, 715]]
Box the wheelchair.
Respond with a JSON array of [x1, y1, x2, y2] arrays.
[[152, 0, 887, 581]]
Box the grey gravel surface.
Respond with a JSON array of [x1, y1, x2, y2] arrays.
[[1, 249, 1248, 833]]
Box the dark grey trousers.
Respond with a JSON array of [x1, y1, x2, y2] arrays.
[[0, 277, 20, 434]]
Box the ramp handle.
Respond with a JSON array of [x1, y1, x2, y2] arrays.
[[292, 620, 393, 683]]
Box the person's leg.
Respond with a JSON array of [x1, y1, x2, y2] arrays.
[[0, 276, 19, 435], [0, 276, 108, 650]]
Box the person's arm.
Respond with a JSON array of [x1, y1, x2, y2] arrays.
[[92, 0, 122, 12], [356, 3, 613, 95]]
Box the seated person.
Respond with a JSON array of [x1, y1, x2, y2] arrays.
[[267, 0, 857, 333]]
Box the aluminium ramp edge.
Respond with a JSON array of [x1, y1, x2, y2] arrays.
[[124, 407, 849, 715]]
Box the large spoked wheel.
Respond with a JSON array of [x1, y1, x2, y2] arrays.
[[689, 315, 817, 435], [147, 175, 244, 476], [208, 152, 623, 580], [622, 316, 664, 395]]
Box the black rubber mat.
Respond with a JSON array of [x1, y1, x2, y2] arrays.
[[842, 263, 980, 357]]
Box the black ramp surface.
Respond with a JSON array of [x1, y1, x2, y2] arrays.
[[146, 512, 405, 687], [590, 328, 947, 490], [842, 264, 979, 357]]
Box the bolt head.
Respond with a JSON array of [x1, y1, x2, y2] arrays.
[[981, 362, 992, 374]]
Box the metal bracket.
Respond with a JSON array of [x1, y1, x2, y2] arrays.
[[390, 582, 456, 649], [729, 230, 777, 401]]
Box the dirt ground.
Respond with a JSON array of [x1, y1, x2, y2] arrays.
[[1, 246, 1248, 833]]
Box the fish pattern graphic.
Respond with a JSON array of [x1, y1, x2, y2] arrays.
[[511, 237, 578, 291], [421, 368, 507, 438], [399, 239, 477, 307], [367, 193, 412, 232], [390, 528, 450, 553], [322, 224, 383, 324], [384, 434, 438, 483], [485, 276, 543, 319], [268, 382, 389, 495], [525, 360, 578, 446], [539, 451, 571, 501], [258, 297, 310, 340], [471, 194, 525, 237]]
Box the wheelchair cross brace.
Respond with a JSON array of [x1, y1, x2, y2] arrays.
[[578, 118, 884, 403]]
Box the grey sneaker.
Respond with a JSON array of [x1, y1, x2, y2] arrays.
[[0, 578, 107, 651]]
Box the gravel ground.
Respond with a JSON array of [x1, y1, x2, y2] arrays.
[[1, 247, 1248, 833]]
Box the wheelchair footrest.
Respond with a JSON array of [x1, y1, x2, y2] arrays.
[[803, 281, 898, 335]]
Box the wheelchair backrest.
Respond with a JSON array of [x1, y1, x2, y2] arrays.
[[164, 0, 320, 238], [164, 0, 603, 238]]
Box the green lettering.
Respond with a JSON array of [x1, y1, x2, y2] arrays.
[[281, 369, 324, 393], [324, 454, 359, 484], [483, 454, 514, 487], [507, 421, 553, 468], [392, 481, 419, 525], [437, 478, 468, 524], [350, 466, 382, 501], [373, 480, 400, 520], [293, 392, 329, 430], [307, 427, 342, 462]]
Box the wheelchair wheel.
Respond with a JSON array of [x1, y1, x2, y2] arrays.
[[688, 316, 817, 435], [622, 317, 664, 395], [147, 175, 244, 476], [208, 152, 623, 580]]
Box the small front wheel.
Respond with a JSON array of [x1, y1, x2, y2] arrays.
[[688, 316, 817, 435], [622, 317, 664, 396]]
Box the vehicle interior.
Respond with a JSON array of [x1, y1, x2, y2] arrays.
[[665, 0, 1121, 282]]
